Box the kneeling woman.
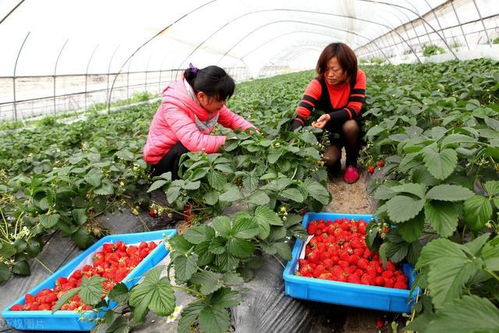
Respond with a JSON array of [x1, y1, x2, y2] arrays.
[[144, 65, 255, 178], [290, 43, 366, 184]]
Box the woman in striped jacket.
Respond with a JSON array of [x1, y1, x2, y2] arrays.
[[290, 43, 366, 184], [144, 65, 254, 179]]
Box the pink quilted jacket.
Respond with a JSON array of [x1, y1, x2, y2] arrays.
[[143, 79, 254, 165]]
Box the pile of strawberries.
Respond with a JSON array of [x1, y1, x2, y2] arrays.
[[10, 240, 158, 311], [297, 218, 408, 289]]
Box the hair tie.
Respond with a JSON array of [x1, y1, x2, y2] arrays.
[[188, 63, 199, 74]]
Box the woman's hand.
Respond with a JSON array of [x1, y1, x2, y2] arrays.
[[312, 114, 331, 129]]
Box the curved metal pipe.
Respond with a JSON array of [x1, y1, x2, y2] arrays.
[[357, 0, 458, 59], [179, 8, 418, 68], [216, 20, 392, 65], [53, 39, 69, 115], [107, 0, 217, 111], [13, 31, 30, 121], [241, 30, 331, 59]]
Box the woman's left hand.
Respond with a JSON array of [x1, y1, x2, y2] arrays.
[[312, 114, 331, 129]]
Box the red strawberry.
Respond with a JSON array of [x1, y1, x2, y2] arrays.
[[149, 209, 157, 218], [10, 304, 24, 311], [368, 166, 375, 174], [376, 160, 385, 168]]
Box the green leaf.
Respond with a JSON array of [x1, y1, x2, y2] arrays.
[[0, 241, 16, 258], [84, 170, 102, 187], [178, 302, 205, 333], [208, 237, 226, 254], [12, 260, 30, 276], [268, 149, 283, 164], [426, 185, 474, 201], [183, 180, 201, 190], [304, 180, 330, 205], [484, 180, 499, 196], [184, 225, 215, 244], [79, 275, 106, 305], [52, 287, 81, 312], [71, 208, 87, 225], [147, 179, 168, 192], [386, 195, 424, 223], [199, 305, 230, 333], [426, 295, 499, 333], [0, 262, 11, 283], [226, 238, 255, 258], [174, 253, 199, 282], [208, 172, 226, 191], [222, 272, 244, 286], [373, 185, 396, 200], [423, 146, 457, 180], [219, 185, 242, 202], [40, 214, 60, 228], [169, 234, 194, 254], [416, 239, 482, 309], [242, 175, 259, 192], [232, 216, 260, 239], [300, 131, 318, 144], [204, 191, 219, 205], [194, 241, 215, 266], [391, 183, 426, 199], [190, 270, 223, 295], [72, 227, 94, 249], [379, 237, 409, 263], [212, 216, 232, 237], [129, 266, 175, 322], [396, 213, 424, 242], [211, 287, 241, 308], [254, 206, 282, 226], [105, 316, 130, 333], [424, 201, 460, 237], [108, 283, 129, 304], [482, 236, 499, 271], [280, 188, 304, 203], [247, 191, 270, 205], [25, 239, 42, 258], [166, 186, 181, 204], [464, 195, 493, 231], [94, 180, 115, 195], [440, 134, 478, 147], [273, 242, 292, 260], [463, 233, 490, 256], [215, 252, 239, 271]]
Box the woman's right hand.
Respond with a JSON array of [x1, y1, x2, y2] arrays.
[[312, 114, 331, 129]]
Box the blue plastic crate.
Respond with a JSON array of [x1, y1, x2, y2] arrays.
[[283, 212, 418, 313], [2, 229, 177, 331]]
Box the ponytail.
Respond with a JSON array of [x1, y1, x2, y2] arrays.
[[183, 64, 235, 101]]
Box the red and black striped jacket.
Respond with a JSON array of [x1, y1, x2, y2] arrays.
[[292, 69, 366, 128]]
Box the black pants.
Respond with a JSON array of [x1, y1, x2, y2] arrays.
[[324, 118, 363, 167], [150, 142, 189, 179]]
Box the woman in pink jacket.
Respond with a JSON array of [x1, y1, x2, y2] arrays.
[[143, 64, 254, 178]]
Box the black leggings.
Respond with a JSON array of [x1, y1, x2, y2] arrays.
[[323, 119, 362, 168], [150, 142, 189, 179]]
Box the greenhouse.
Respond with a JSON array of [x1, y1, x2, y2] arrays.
[[0, 0, 498, 332]]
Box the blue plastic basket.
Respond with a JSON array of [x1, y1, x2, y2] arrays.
[[283, 212, 418, 313], [2, 229, 177, 331]]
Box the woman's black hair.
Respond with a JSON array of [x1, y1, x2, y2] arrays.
[[183, 65, 235, 101]]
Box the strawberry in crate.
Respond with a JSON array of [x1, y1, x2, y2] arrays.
[[297, 218, 408, 289], [10, 240, 159, 312]]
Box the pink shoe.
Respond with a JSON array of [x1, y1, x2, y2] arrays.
[[343, 166, 360, 184]]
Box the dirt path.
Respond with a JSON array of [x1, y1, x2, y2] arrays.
[[326, 171, 375, 214]]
